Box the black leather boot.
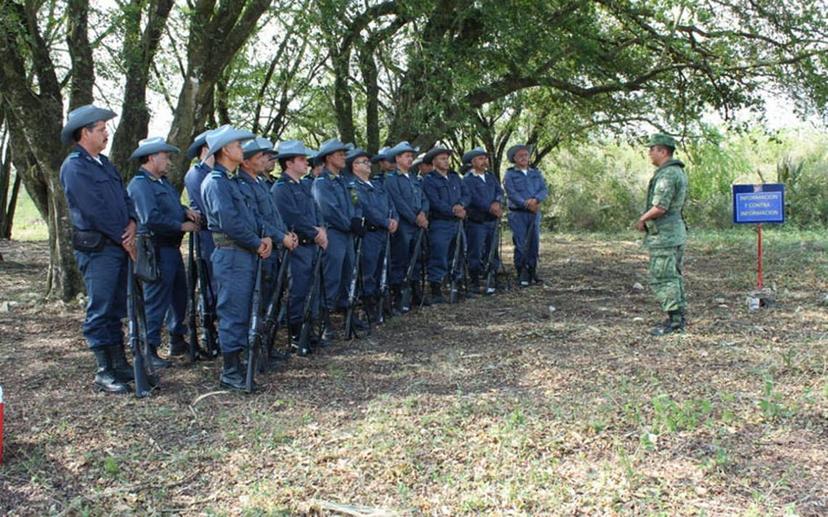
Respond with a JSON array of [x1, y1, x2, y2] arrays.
[[168, 334, 188, 356], [390, 285, 403, 316], [430, 282, 445, 304], [321, 313, 339, 342], [529, 267, 544, 285], [93, 348, 130, 394], [147, 343, 172, 369], [413, 281, 430, 307], [220, 351, 246, 391], [290, 322, 312, 357], [650, 310, 686, 336], [109, 343, 134, 383], [518, 267, 531, 287]]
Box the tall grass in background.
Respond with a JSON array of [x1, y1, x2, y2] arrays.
[[540, 126, 828, 231]]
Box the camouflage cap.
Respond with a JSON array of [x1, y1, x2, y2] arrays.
[[646, 133, 677, 149]]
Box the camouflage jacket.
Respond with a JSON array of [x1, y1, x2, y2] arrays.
[[644, 159, 688, 249]]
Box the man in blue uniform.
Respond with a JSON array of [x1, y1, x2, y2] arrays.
[[184, 129, 215, 266], [60, 104, 137, 394], [200, 125, 270, 391], [461, 147, 504, 294], [347, 148, 399, 321], [311, 139, 367, 339], [384, 141, 429, 311], [370, 146, 395, 186], [504, 144, 548, 287], [422, 146, 469, 304], [271, 141, 328, 353], [239, 137, 298, 306], [127, 137, 201, 367]]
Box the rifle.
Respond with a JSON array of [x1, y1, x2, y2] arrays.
[[448, 220, 464, 304], [245, 249, 265, 393], [378, 228, 392, 323], [344, 236, 364, 338], [260, 246, 290, 372], [127, 260, 158, 398], [297, 247, 324, 355], [186, 233, 201, 362], [399, 227, 425, 312], [193, 232, 219, 359], [483, 220, 501, 294], [459, 222, 473, 297]]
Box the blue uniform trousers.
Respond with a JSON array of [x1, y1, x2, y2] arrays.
[[287, 244, 319, 325], [427, 219, 463, 283], [212, 247, 257, 354], [142, 245, 187, 345], [390, 222, 423, 286], [360, 231, 386, 297], [322, 228, 354, 311], [75, 244, 128, 349], [509, 210, 541, 269], [466, 220, 499, 274]]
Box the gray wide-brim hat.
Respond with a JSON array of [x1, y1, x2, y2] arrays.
[[412, 153, 426, 168], [186, 129, 213, 160], [346, 147, 371, 165], [205, 125, 255, 160], [242, 137, 275, 159], [387, 141, 419, 160], [506, 144, 532, 163], [371, 146, 391, 164], [423, 146, 453, 165], [277, 140, 314, 160], [315, 138, 349, 163], [61, 104, 117, 145], [129, 137, 180, 160], [462, 146, 487, 165]]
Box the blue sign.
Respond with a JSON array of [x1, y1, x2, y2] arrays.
[[732, 184, 785, 224]]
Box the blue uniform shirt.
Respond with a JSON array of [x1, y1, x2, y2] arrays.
[[349, 177, 398, 230], [272, 173, 322, 242], [504, 166, 548, 210], [462, 170, 504, 222], [127, 169, 187, 240], [237, 168, 286, 242], [311, 168, 360, 232], [60, 145, 136, 244], [422, 170, 469, 219], [385, 169, 428, 226], [184, 161, 211, 214], [201, 163, 262, 251]]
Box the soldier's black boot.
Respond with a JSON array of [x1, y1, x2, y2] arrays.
[[518, 267, 531, 287], [109, 343, 134, 384], [168, 334, 188, 357], [529, 267, 544, 285], [413, 281, 430, 307], [289, 322, 312, 356], [93, 348, 130, 394], [220, 351, 246, 391], [390, 285, 403, 316], [468, 271, 481, 296], [430, 282, 445, 304], [147, 343, 172, 369], [650, 310, 686, 336], [321, 313, 339, 342]]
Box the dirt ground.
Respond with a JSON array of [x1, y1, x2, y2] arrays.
[[0, 231, 826, 516]]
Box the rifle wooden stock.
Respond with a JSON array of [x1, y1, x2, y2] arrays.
[[297, 247, 324, 352], [399, 227, 425, 311], [344, 236, 364, 338], [448, 220, 464, 304], [127, 261, 157, 398], [260, 247, 290, 372], [245, 250, 265, 393], [187, 233, 200, 362], [484, 221, 501, 293]]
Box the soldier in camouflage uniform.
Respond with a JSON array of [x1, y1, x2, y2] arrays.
[[635, 134, 688, 336]]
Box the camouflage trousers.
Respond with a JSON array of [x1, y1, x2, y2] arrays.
[[648, 245, 686, 313]]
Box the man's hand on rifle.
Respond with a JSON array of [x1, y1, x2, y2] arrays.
[[186, 209, 202, 225], [181, 221, 200, 233], [122, 219, 137, 247], [314, 226, 328, 250], [526, 198, 540, 213], [489, 201, 503, 218], [388, 218, 399, 234], [283, 232, 299, 251], [416, 211, 429, 229], [258, 237, 273, 259], [452, 204, 466, 219]]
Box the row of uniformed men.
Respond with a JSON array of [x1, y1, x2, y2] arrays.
[[59, 104, 548, 394]]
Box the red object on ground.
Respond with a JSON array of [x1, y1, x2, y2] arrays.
[[0, 385, 4, 464], [757, 223, 764, 290]]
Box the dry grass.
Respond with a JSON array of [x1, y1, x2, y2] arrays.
[[0, 229, 826, 516]]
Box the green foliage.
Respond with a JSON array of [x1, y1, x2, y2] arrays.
[[538, 127, 828, 232]]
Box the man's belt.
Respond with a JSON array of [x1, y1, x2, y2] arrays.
[[509, 206, 532, 213], [153, 234, 183, 248], [366, 223, 385, 232], [429, 212, 456, 221], [298, 235, 315, 245]]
